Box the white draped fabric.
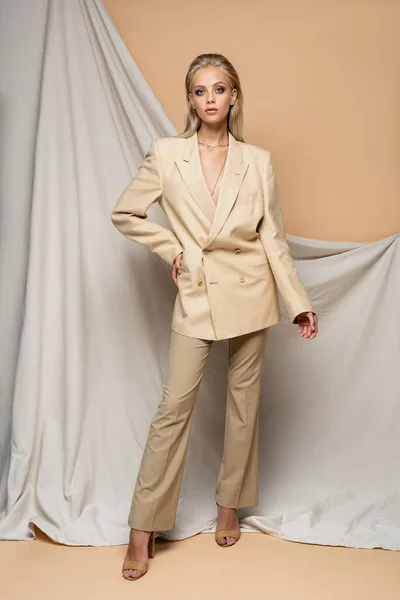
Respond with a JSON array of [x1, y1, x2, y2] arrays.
[[0, 0, 399, 550]]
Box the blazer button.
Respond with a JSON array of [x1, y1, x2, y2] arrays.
[[203, 249, 209, 254], [234, 248, 241, 254], [239, 276, 245, 283], [198, 280, 204, 287]]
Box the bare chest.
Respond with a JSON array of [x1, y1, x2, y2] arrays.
[[198, 147, 228, 206]]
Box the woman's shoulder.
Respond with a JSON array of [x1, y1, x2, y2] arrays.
[[143, 136, 186, 161], [238, 139, 271, 166], [153, 134, 188, 146], [148, 135, 188, 157]]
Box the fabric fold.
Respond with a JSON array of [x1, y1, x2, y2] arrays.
[[0, 0, 398, 550]]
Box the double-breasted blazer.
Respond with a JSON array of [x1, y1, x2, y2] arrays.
[[111, 129, 313, 340]]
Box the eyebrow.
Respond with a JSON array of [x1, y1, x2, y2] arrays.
[[193, 81, 227, 89]]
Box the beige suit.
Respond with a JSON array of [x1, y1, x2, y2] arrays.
[[111, 130, 314, 532], [111, 130, 313, 341]]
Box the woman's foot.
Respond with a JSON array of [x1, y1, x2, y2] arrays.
[[216, 504, 240, 546], [122, 529, 151, 580]]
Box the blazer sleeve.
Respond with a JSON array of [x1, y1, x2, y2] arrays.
[[259, 151, 314, 324], [111, 139, 184, 266]]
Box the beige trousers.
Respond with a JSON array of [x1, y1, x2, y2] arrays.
[[128, 326, 269, 532]]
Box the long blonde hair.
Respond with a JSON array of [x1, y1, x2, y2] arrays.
[[177, 53, 244, 142]]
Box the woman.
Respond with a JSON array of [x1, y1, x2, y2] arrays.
[[112, 53, 319, 581]]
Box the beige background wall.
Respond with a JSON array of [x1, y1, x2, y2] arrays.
[[103, 0, 399, 243]]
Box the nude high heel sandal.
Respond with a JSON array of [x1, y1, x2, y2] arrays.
[[215, 528, 241, 546], [215, 503, 241, 546], [122, 531, 156, 581]]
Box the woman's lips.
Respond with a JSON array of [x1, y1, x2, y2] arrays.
[[205, 108, 217, 113]]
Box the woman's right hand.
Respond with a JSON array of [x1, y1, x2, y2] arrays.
[[172, 252, 183, 287]]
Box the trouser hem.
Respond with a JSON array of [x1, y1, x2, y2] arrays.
[[215, 487, 259, 509], [128, 518, 176, 532], [215, 497, 259, 510]]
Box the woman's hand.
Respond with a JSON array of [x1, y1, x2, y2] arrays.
[[172, 252, 183, 286], [296, 312, 318, 339]]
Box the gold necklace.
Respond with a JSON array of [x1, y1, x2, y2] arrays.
[[209, 151, 228, 199], [198, 139, 229, 149]]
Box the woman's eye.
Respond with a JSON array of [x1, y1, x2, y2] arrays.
[[194, 87, 225, 95]]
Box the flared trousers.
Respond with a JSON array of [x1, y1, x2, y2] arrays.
[[128, 326, 269, 532]]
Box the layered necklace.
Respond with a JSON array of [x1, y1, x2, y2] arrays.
[[198, 135, 229, 200], [198, 139, 229, 149]]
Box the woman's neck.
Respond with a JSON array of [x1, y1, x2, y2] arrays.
[[197, 123, 229, 146]]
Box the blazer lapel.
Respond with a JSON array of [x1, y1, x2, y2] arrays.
[[174, 130, 249, 245], [205, 131, 249, 246], [174, 132, 216, 223]]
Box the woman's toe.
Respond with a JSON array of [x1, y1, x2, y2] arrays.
[[217, 536, 227, 545], [131, 569, 141, 578], [123, 568, 140, 579]]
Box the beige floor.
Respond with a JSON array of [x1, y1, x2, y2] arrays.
[[1, 525, 399, 600]]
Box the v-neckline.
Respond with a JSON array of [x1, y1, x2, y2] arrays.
[[194, 130, 231, 208]]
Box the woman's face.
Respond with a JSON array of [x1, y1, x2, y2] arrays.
[[188, 67, 237, 125]]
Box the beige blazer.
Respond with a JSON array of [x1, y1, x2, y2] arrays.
[[111, 130, 313, 340]]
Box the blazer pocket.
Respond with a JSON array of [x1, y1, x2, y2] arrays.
[[251, 260, 270, 269], [236, 193, 259, 204]]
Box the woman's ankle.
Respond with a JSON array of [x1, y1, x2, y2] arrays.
[[130, 528, 151, 535], [217, 503, 236, 511]]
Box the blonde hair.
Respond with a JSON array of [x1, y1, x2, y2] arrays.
[[177, 53, 244, 142]]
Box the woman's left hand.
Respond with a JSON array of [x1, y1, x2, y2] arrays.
[[296, 312, 318, 339]]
